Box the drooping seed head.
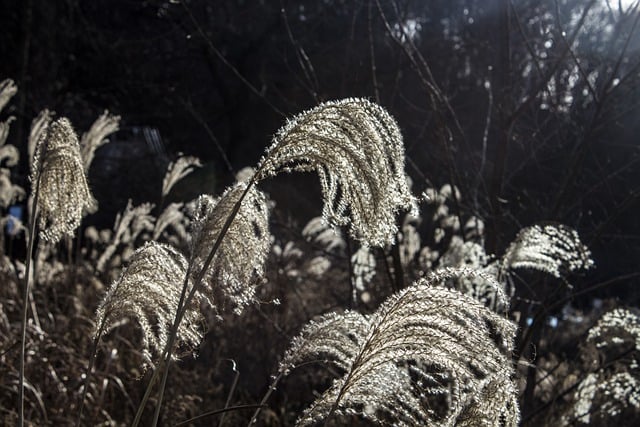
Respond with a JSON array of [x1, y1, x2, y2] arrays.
[[162, 155, 202, 197], [0, 79, 17, 112], [501, 223, 594, 278], [79, 110, 120, 172], [190, 182, 271, 314], [94, 242, 203, 366], [31, 117, 96, 243], [282, 269, 519, 426], [257, 98, 416, 247]]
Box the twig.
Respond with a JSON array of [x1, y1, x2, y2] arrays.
[[368, 0, 380, 103], [280, 0, 320, 102], [217, 359, 240, 427], [182, 2, 285, 117], [177, 404, 266, 427]]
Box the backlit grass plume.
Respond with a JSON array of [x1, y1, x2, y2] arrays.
[[0, 78, 17, 112], [30, 117, 96, 243], [560, 308, 640, 424], [0, 89, 23, 208], [500, 223, 593, 279], [0, 79, 17, 147], [279, 268, 519, 426], [96, 200, 155, 273], [256, 98, 416, 247], [0, 115, 14, 147], [189, 182, 270, 314], [153, 202, 189, 244], [80, 110, 120, 171], [162, 155, 202, 197], [28, 109, 53, 165], [94, 242, 203, 365]]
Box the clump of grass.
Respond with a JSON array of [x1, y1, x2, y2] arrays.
[[0, 91, 618, 427], [20, 116, 94, 426], [276, 268, 519, 426]]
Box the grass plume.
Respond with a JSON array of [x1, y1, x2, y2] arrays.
[[30, 117, 96, 243], [280, 268, 519, 426], [257, 98, 416, 247], [94, 241, 203, 366]]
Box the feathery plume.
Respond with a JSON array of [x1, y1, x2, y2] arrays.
[[566, 373, 640, 424], [351, 245, 376, 294], [281, 310, 372, 374], [501, 223, 594, 278], [190, 182, 270, 314], [280, 269, 518, 426], [440, 238, 488, 269], [587, 307, 640, 351], [0, 79, 17, 112], [0, 116, 14, 147], [399, 220, 421, 266], [153, 202, 189, 243], [464, 216, 485, 241], [0, 169, 25, 208], [257, 98, 416, 247], [30, 117, 96, 243], [94, 242, 203, 366], [271, 240, 304, 279], [28, 109, 53, 165], [0, 100, 21, 208], [80, 110, 120, 171], [0, 131, 18, 167], [419, 245, 440, 271], [162, 155, 202, 197], [439, 240, 508, 310], [562, 308, 640, 424], [302, 216, 346, 254], [96, 200, 155, 273]]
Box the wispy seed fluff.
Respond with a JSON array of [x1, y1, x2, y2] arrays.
[[80, 110, 120, 171], [0, 79, 17, 112], [190, 182, 270, 314], [162, 155, 202, 197], [281, 269, 519, 426], [28, 109, 53, 165], [94, 242, 203, 365], [31, 117, 96, 243], [257, 98, 416, 247], [501, 223, 593, 278]]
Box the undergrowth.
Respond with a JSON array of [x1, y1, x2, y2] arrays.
[[0, 79, 637, 426]]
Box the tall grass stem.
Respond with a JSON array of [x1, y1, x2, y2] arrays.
[[19, 175, 41, 427], [75, 323, 104, 427]]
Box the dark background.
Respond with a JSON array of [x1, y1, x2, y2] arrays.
[[1, 0, 639, 304]]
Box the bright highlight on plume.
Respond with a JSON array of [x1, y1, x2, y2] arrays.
[[257, 98, 416, 247], [31, 117, 96, 243]]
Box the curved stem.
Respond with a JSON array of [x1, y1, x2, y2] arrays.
[[134, 174, 263, 427], [130, 360, 161, 427], [19, 181, 40, 427], [217, 359, 240, 427], [75, 323, 104, 427], [177, 404, 266, 427], [137, 144, 281, 426], [247, 372, 284, 426]]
